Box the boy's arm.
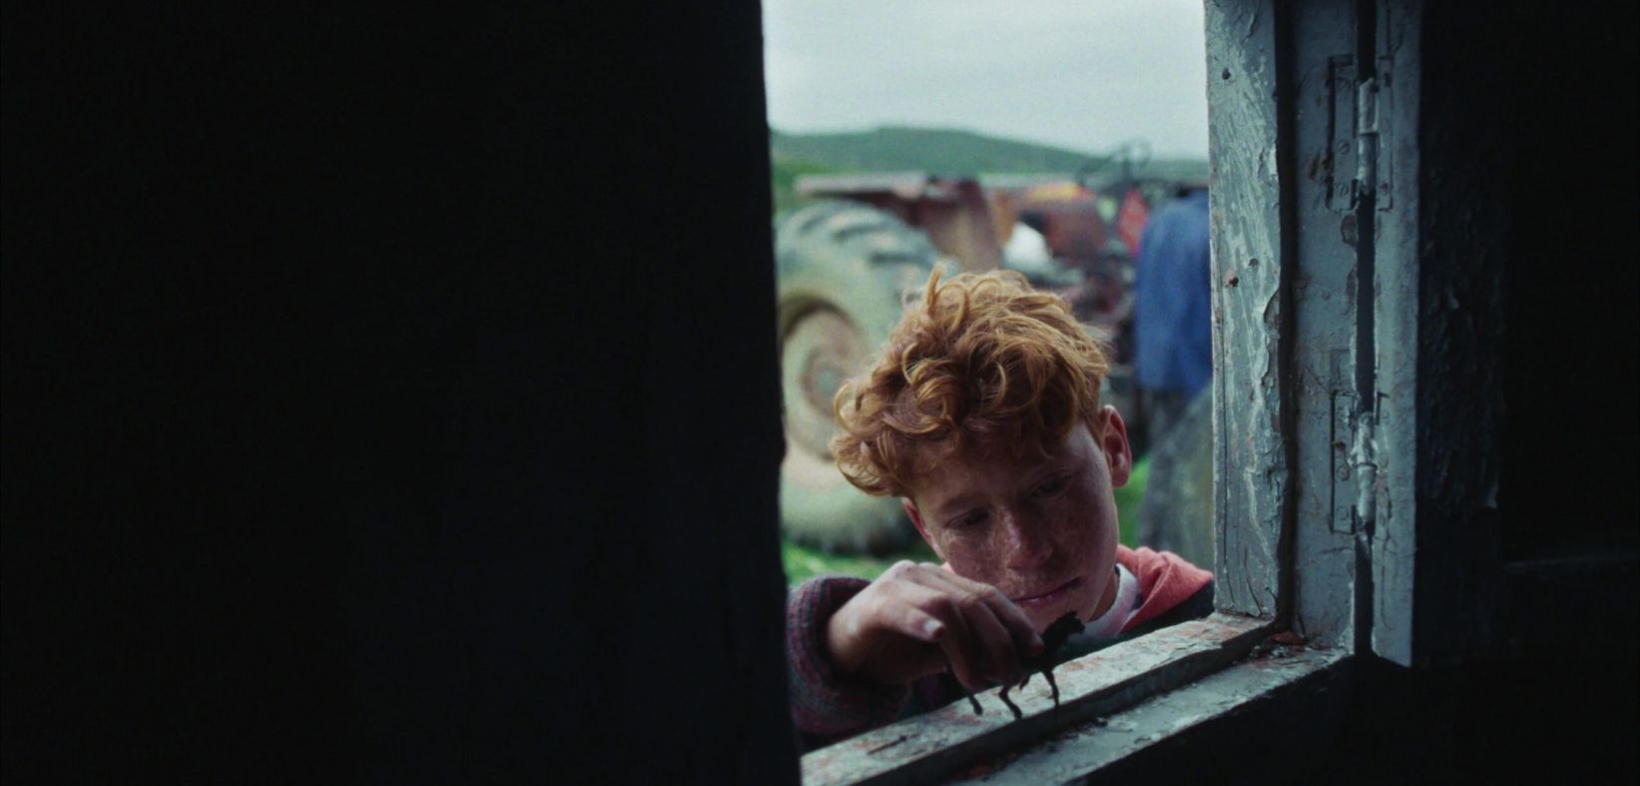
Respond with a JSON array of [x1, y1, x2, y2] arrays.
[[787, 576, 913, 749], [788, 563, 1044, 750]]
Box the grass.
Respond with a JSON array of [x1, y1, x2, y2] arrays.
[[1114, 455, 1150, 548], [780, 538, 940, 585], [780, 455, 1151, 585]]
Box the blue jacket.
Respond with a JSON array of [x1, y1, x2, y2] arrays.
[[1133, 189, 1212, 395]]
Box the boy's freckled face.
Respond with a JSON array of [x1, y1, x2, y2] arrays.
[[904, 409, 1132, 632]]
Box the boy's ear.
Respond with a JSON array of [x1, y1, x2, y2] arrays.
[[1099, 405, 1134, 488], [902, 498, 943, 560]]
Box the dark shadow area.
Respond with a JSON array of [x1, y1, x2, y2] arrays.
[[3, 4, 795, 783], [1496, 2, 1640, 561], [1087, 655, 1638, 786]]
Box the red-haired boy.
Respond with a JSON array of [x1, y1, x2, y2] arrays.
[[787, 270, 1214, 749]]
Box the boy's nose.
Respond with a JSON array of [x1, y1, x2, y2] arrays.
[[999, 509, 1052, 569]]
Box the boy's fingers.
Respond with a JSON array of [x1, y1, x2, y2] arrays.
[[875, 578, 956, 639], [927, 570, 1044, 662], [870, 581, 977, 681], [913, 576, 1020, 688], [963, 599, 1023, 686], [881, 586, 985, 690], [865, 562, 1041, 687], [928, 606, 991, 691], [896, 605, 944, 643]]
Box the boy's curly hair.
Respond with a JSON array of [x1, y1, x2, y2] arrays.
[[831, 268, 1111, 498]]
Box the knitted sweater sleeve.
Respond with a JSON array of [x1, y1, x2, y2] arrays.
[[787, 575, 912, 749]]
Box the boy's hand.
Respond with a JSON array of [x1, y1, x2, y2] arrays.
[[824, 561, 1045, 691]]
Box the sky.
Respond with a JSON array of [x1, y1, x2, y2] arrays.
[[761, 0, 1210, 159]]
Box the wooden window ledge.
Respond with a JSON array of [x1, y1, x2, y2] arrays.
[[802, 613, 1340, 785]]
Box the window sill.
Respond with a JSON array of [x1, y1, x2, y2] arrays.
[[800, 613, 1280, 786], [942, 643, 1346, 784]]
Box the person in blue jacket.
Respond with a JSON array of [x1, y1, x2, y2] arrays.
[[1132, 186, 1211, 447]]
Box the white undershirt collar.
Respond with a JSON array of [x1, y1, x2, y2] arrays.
[[1076, 562, 1140, 640]]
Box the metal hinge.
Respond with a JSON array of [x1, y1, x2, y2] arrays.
[[1327, 57, 1393, 213], [1329, 391, 1380, 536], [1353, 77, 1380, 209], [1350, 408, 1378, 528]]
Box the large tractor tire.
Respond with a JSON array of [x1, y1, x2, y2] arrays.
[[776, 200, 940, 555]]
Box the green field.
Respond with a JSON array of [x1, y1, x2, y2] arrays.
[[780, 456, 1150, 585]]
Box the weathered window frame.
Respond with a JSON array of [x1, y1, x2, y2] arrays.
[[1208, 0, 1421, 662], [799, 1, 1426, 782]]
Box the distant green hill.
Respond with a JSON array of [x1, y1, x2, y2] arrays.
[[768, 126, 1207, 217], [770, 126, 1098, 175]]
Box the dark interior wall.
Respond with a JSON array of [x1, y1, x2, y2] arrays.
[[1085, 654, 1638, 786], [1416, 0, 1640, 651], [3, 4, 797, 784], [1353, 1, 1637, 780], [1495, 2, 1640, 559]]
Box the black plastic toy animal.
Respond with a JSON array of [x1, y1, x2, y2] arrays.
[[950, 611, 1086, 720]]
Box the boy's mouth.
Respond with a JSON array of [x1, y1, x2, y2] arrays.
[[1011, 577, 1082, 609]]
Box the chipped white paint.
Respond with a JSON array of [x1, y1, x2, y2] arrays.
[[1207, 0, 1286, 620], [1286, 0, 1363, 649], [1208, 0, 1420, 652], [941, 647, 1348, 785], [1367, 0, 1421, 667], [799, 615, 1269, 786]]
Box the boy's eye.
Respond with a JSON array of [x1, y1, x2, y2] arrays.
[[951, 510, 989, 529], [1032, 476, 1069, 498]]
